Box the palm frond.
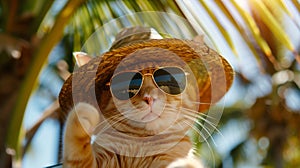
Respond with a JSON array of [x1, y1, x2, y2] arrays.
[[250, 0, 299, 64], [6, 0, 87, 158], [291, 0, 300, 14], [231, 0, 276, 66], [69, 0, 197, 56], [199, 0, 236, 55], [214, 1, 263, 66]]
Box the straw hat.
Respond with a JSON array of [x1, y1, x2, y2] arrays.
[[59, 27, 234, 114]]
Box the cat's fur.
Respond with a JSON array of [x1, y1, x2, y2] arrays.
[[63, 55, 205, 168]]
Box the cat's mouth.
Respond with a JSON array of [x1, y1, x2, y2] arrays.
[[141, 112, 160, 122]]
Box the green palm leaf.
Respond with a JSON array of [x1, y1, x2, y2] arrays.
[[250, 0, 298, 63], [6, 0, 87, 158]]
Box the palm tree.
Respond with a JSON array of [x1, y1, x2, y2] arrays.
[[0, 0, 299, 167], [0, 1, 86, 166]]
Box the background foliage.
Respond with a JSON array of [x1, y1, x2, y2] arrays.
[[0, 0, 299, 167]]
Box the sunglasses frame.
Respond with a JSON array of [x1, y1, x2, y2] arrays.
[[108, 66, 189, 100]]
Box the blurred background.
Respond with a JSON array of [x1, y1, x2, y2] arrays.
[[0, 0, 299, 167]]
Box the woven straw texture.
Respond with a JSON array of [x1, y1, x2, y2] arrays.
[[59, 38, 234, 113]]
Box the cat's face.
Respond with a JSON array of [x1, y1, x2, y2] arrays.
[[100, 66, 199, 136]]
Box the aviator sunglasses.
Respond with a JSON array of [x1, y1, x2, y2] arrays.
[[109, 67, 188, 100]]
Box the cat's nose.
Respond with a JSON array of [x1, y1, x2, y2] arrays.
[[143, 95, 153, 106]]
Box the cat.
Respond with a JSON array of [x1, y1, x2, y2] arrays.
[[60, 27, 233, 168], [63, 57, 204, 167]]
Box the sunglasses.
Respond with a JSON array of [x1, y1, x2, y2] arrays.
[[109, 67, 188, 100]]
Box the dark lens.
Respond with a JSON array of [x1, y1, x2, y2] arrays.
[[153, 67, 186, 95], [110, 72, 142, 100]]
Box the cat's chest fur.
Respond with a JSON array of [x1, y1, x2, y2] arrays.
[[92, 136, 192, 168]]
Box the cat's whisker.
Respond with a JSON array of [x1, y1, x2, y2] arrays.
[[195, 118, 221, 137], [180, 108, 222, 131], [182, 121, 216, 168], [180, 107, 216, 120], [94, 113, 129, 133], [182, 111, 224, 139], [95, 113, 122, 127], [189, 101, 212, 105], [164, 106, 180, 112], [182, 109, 223, 138], [164, 107, 186, 118], [183, 114, 217, 147], [163, 106, 221, 138], [163, 104, 178, 109], [182, 111, 218, 128]]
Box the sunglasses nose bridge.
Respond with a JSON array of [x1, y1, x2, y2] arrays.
[[139, 75, 158, 96], [141, 74, 156, 86]]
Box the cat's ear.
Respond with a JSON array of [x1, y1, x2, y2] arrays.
[[73, 52, 92, 67], [192, 35, 205, 45]]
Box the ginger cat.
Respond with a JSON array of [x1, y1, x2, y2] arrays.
[[60, 28, 233, 168], [63, 55, 205, 167]]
